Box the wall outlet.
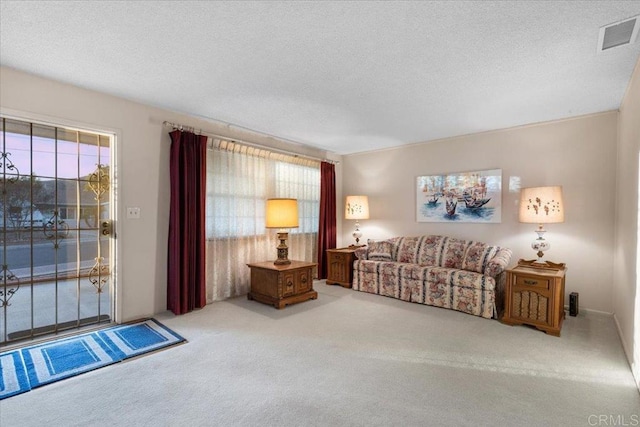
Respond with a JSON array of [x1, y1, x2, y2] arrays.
[[126, 207, 141, 219]]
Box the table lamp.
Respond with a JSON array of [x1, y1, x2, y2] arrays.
[[345, 195, 369, 246], [518, 186, 565, 267], [266, 198, 299, 265]]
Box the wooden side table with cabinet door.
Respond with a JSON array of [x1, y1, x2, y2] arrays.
[[326, 247, 359, 288], [501, 261, 567, 337], [247, 261, 317, 309]]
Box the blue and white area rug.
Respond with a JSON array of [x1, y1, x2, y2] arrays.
[[98, 318, 184, 360], [0, 350, 31, 399], [21, 332, 120, 388], [0, 319, 184, 400]]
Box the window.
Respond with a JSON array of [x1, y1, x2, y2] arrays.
[[206, 141, 320, 239], [274, 161, 320, 234]]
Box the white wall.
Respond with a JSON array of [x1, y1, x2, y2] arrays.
[[614, 57, 640, 389], [341, 112, 618, 313], [0, 66, 338, 321]]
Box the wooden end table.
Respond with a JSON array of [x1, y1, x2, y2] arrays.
[[326, 247, 359, 288], [247, 260, 317, 309], [501, 260, 567, 336]]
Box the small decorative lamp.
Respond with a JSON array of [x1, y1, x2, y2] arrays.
[[345, 195, 370, 246], [518, 186, 565, 267], [266, 198, 299, 265]]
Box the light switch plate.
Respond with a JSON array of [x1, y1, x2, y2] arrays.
[[126, 207, 141, 219]]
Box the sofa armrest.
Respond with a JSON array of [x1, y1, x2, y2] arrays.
[[485, 247, 513, 277], [354, 247, 368, 260], [493, 271, 507, 319]]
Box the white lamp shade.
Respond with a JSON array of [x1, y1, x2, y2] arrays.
[[519, 186, 565, 224], [345, 195, 370, 220], [265, 198, 299, 228]]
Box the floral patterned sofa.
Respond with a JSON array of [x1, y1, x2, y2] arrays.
[[353, 235, 513, 319]]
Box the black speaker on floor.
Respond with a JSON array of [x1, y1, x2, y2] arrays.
[[569, 292, 579, 317]]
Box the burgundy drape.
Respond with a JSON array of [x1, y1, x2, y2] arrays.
[[167, 130, 207, 315], [317, 161, 337, 279]]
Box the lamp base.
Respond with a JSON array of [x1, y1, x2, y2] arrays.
[[517, 258, 566, 270], [274, 232, 291, 265], [529, 224, 553, 266], [352, 220, 363, 246]]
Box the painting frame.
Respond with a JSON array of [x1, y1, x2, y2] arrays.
[[416, 168, 502, 223]]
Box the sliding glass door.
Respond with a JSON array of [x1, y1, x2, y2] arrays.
[[0, 117, 115, 345]]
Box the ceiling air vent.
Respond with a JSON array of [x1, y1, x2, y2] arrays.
[[598, 15, 639, 52]]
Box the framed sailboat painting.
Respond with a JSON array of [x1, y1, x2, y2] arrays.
[[416, 169, 502, 223]]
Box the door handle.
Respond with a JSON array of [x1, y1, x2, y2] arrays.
[[101, 220, 113, 237]]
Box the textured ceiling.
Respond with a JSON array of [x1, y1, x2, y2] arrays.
[[1, 1, 640, 155]]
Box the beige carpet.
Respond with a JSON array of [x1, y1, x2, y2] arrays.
[[1, 281, 638, 426]]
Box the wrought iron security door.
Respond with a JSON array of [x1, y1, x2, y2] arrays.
[[0, 117, 115, 345]]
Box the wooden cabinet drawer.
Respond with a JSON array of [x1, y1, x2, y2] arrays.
[[329, 252, 345, 262], [515, 275, 550, 290]]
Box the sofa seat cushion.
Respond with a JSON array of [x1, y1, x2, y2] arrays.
[[430, 267, 496, 292], [401, 263, 427, 280], [357, 260, 399, 275], [354, 261, 495, 292]]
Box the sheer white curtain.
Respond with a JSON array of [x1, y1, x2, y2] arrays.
[[205, 139, 320, 302]]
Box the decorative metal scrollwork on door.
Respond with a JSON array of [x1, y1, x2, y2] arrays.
[[87, 164, 109, 201], [43, 210, 69, 246], [1, 151, 20, 181], [0, 265, 20, 308], [1, 151, 21, 307], [89, 257, 109, 294]]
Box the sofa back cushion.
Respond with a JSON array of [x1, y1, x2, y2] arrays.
[[461, 242, 499, 274], [416, 235, 446, 266], [440, 238, 472, 269], [396, 236, 423, 263], [395, 235, 468, 268]]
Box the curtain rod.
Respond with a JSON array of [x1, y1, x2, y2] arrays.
[[163, 120, 339, 165]]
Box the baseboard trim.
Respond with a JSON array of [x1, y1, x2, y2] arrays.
[[613, 312, 640, 393], [563, 305, 613, 315]]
